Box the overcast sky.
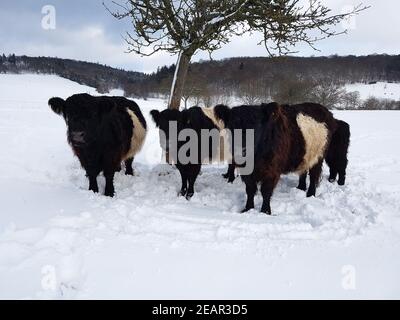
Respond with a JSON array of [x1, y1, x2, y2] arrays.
[[1, 0, 398, 73]]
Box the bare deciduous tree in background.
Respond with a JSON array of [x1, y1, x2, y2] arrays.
[[106, 0, 366, 110], [271, 75, 315, 104], [309, 80, 346, 109]]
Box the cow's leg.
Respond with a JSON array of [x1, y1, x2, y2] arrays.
[[241, 175, 257, 213], [186, 164, 201, 200], [328, 167, 338, 183], [297, 172, 307, 191], [125, 157, 134, 176], [307, 160, 323, 197], [104, 170, 116, 197], [325, 140, 338, 183], [177, 165, 188, 197], [88, 174, 99, 193], [260, 175, 279, 215], [228, 164, 236, 183], [327, 153, 347, 185], [222, 164, 235, 183], [338, 168, 346, 186]]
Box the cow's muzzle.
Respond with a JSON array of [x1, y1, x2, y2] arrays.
[[70, 131, 86, 145]]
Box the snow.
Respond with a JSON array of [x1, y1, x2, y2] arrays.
[[208, 2, 247, 26], [0, 74, 400, 299], [345, 82, 400, 100]]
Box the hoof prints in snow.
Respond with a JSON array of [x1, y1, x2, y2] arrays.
[[0, 163, 385, 298], [1, 163, 381, 253]]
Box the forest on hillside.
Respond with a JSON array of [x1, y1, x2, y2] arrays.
[[0, 54, 145, 94], [1, 54, 400, 109]]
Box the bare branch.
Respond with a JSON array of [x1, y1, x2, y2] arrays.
[[105, 0, 368, 109], [106, 0, 368, 57]]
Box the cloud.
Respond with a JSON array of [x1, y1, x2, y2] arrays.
[[0, 0, 180, 72], [1, 0, 399, 73]]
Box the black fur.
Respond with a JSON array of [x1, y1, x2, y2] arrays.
[[48, 97, 66, 115], [222, 163, 236, 183], [151, 106, 224, 199], [214, 104, 231, 124], [49, 93, 146, 196], [326, 119, 350, 185]]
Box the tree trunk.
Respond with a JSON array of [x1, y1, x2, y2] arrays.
[[164, 51, 192, 163], [168, 51, 191, 110]]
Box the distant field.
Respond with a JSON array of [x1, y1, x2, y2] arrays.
[[346, 81, 400, 100]]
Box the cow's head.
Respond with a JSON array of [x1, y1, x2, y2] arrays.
[[49, 94, 105, 147], [150, 109, 184, 153], [215, 103, 281, 172], [215, 104, 250, 159]]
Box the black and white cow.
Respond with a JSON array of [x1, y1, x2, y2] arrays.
[[223, 104, 351, 189], [49, 93, 147, 196], [150, 106, 230, 199], [214, 102, 337, 215]]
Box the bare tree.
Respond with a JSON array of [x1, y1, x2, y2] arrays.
[[272, 75, 315, 104], [181, 72, 205, 108], [342, 91, 361, 109], [238, 79, 271, 104], [309, 80, 346, 109], [106, 0, 367, 109]]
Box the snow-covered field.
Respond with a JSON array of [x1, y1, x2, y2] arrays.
[[0, 74, 399, 299], [346, 82, 400, 101]]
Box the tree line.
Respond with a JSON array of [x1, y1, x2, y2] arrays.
[[0, 54, 145, 94], [1, 53, 400, 110], [126, 54, 400, 110]]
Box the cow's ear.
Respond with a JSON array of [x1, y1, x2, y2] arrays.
[[48, 97, 66, 115], [150, 110, 160, 127], [214, 104, 231, 125]]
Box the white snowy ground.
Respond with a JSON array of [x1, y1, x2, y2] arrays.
[[0, 74, 399, 299], [346, 82, 400, 101]]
